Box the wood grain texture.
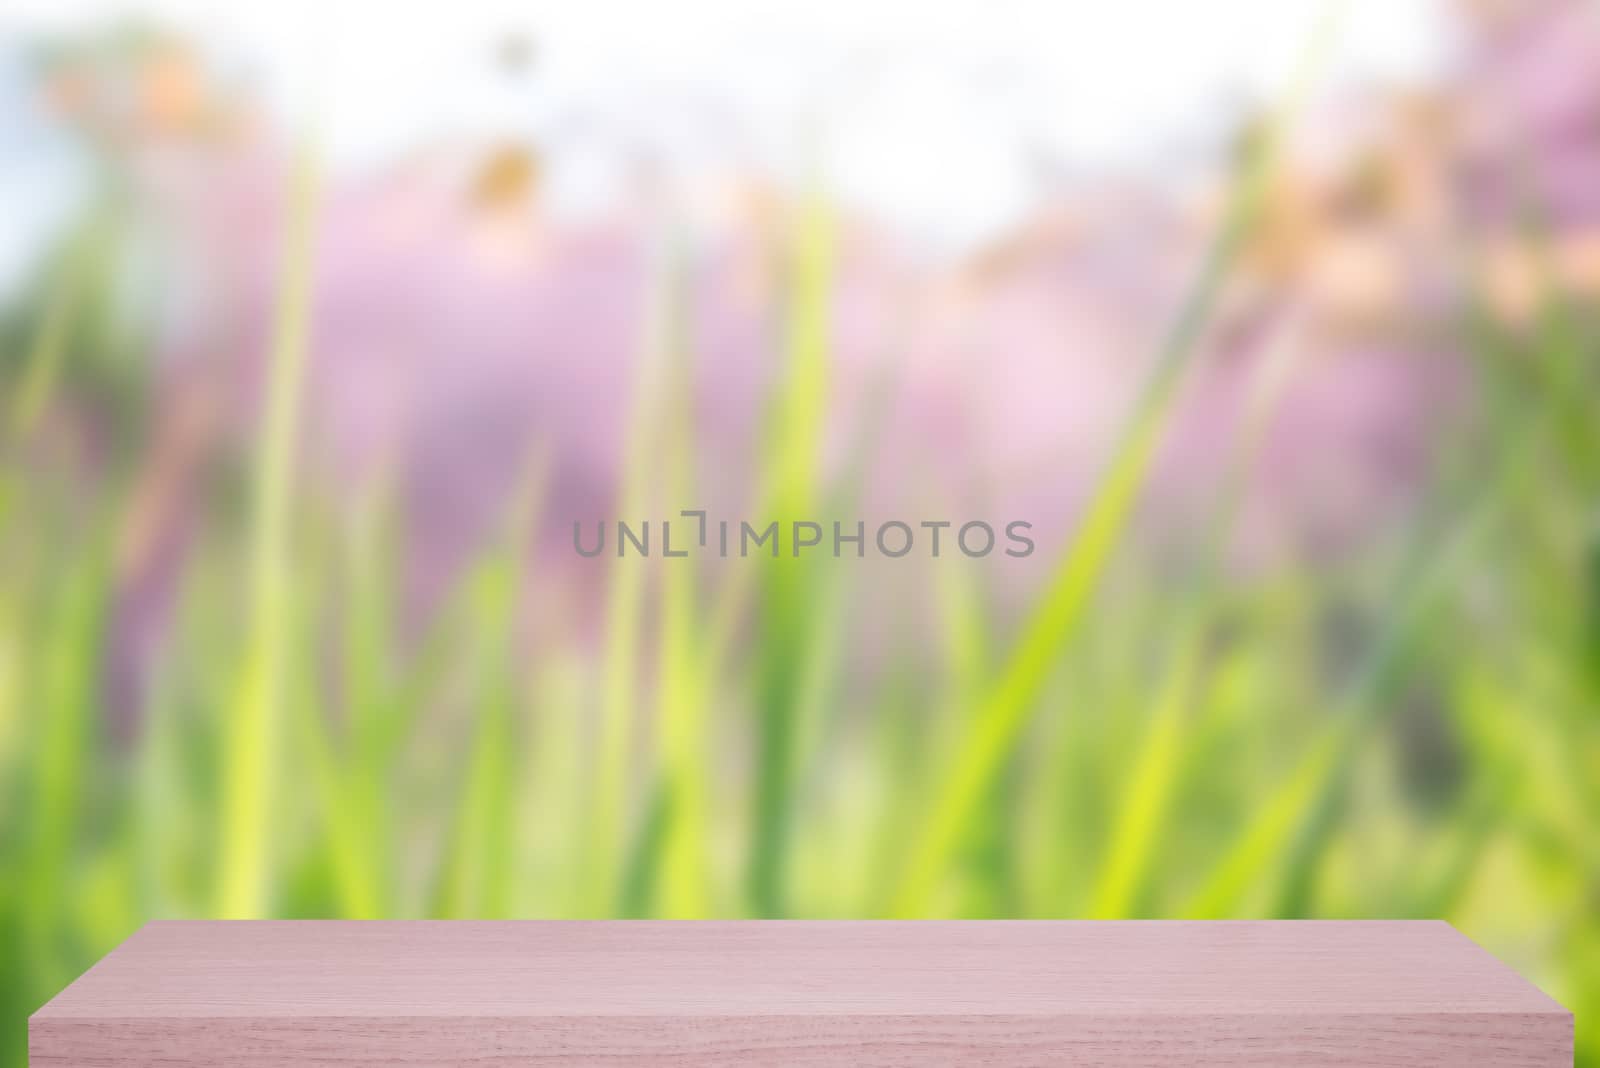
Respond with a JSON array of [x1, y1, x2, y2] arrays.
[[30, 920, 1572, 1066]]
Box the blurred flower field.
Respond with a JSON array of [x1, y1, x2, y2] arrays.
[[2, 3, 1600, 1066]]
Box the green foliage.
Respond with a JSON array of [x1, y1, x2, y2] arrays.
[[2, 70, 1597, 1068]]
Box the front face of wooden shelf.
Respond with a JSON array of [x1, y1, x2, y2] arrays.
[[30, 919, 1573, 1066]]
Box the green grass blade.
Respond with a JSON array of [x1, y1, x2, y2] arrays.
[[215, 141, 321, 918], [437, 449, 547, 919], [580, 232, 683, 914], [882, 23, 1333, 913], [653, 229, 711, 918], [749, 183, 834, 916], [1089, 639, 1200, 917]]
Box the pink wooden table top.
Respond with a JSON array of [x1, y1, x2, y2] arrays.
[[31, 919, 1573, 1066]]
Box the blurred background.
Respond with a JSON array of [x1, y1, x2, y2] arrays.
[[2, 0, 1598, 1062]]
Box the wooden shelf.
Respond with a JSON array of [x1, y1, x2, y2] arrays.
[[31, 919, 1571, 1065]]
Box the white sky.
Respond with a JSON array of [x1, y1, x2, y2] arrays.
[[3, 0, 1449, 263]]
